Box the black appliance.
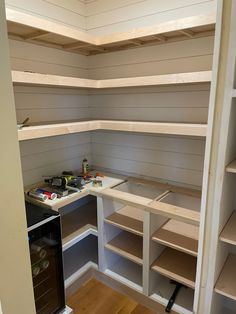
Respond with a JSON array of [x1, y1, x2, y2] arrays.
[[25, 202, 65, 314]]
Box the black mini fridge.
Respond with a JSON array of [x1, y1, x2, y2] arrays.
[[25, 202, 65, 314]]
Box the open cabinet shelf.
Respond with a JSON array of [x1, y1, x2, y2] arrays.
[[18, 120, 207, 141], [6, 8, 215, 55], [61, 200, 97, 251], [104, 205, 143, 236], [151, 248, 197, 289], [152, 219, 199, 256], [215, 254, 236, 301], [12, 70, 212, 89], [105, 231, 143, 265], [220, 211, 236, 245]]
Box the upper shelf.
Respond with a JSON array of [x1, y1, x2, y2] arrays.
[[12, 70, 212, 89], [226, 159, 236, 173], [18, 120, 207, 141], [6, 8, 216, 55]]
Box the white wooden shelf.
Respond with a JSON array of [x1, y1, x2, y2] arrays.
[[104, 205, 143, 236], [6, 8, 215, 55], [105, 231, 143, 265], [232, 89, 236, 97], [18, 120, 207, 141], [152, 219, 199, 256], [215, 254, 236, 301], [151, 248, 197, 289], [226, 159, 236, 173], [61, 201, 97, 251], [220, 211, 236, 245], [12, 70, 212, 89]]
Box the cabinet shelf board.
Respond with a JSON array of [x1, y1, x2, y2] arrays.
[[12, 70, 212, 89], [61, 201, 97, 251], [18, 120, 207, 141], [105, 231, 143, 265], [226, 159, 236, 173], [232, 89, 236, 97], [215, 254, 236, 300], [151, 248, 197, 288], [220, 211, 236, 245], [6, 8, 215, 55], [104, 205, 143, 236], [152, 219, 199, 256]]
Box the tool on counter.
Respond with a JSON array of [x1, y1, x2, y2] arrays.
[[35, 188, 57, 200], [82, 158, 89, 175], [92, 179, 103, 187], [165, 280, 185, 313], [28, 190, 48, 202]]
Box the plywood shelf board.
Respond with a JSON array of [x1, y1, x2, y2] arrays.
[[105, 231, 143, 265], [151, 248, 197, 288], [104, 206, 143, 236], [18, 120, 207, 141], [152, 219, 199, 256], [12, 70, 212, 89], [61, 201, 97, 249], [215, 254, 236, 300], [220, 211, 236, 245], [226, 159, 236, 173], [6, 8, 215, 55]]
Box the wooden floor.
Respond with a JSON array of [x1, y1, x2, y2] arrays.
[[67, 278, 169, 314]]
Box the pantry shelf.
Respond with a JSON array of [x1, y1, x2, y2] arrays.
[[12, 70, 212, 89], [104, 205, 143, 236], [18, 120, 207, 141], [215, 254, 236, 301], [152, 219, 199, 256], [220, 211, 236, 245], [151, 248, 197, 289], [6, 8, 215, 55], [105, 231, 143, 265], [61, 201, 97, 251]]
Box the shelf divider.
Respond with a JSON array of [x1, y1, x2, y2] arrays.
[[220, 211, 236, 245]]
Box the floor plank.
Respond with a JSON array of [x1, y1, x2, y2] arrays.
[[66, 278, 164, 314]]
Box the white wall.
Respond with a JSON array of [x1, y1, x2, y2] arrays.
[[85, 0, 217, 35]]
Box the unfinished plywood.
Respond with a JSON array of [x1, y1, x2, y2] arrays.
[[151, 248, 197, 289], [105, 231, 143, 265], [152, 219, 199, 256], [6, 8, 215, 55], [18, 120, 207, 141], [61, 201, 97, 250], [220, 211, 236, 245], [104, 206, 143, 236], [12, 70, 212, 89], [215, 254, 236, 301], [226, 159, 236, 173]]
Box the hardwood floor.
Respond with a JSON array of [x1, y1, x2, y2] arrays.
[[67, 278, 172, 314]]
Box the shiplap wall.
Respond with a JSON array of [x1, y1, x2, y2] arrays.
[[9, 38, 91, 186], [8, 1, 215, 188], [88, 34, 213, 188], [85, 0, 217, 35], [5, 0, 86, 30]]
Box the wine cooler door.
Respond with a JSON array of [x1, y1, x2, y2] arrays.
[[28, 216, 65, 314]]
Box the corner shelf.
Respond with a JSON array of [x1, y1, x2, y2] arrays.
[[152, 219, 199, 256], [215, 254, 236, 301], [7, 8, 215, 55], [151, 248, 197, 289], [18, 120, 207, 141], [104, 205, 143, 236], [105, 231, 143, 265], [220, 211, 236, 245], [226, 159, 236, 173], [12, 70, 212, 89], [61, 201, 97, 251]]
